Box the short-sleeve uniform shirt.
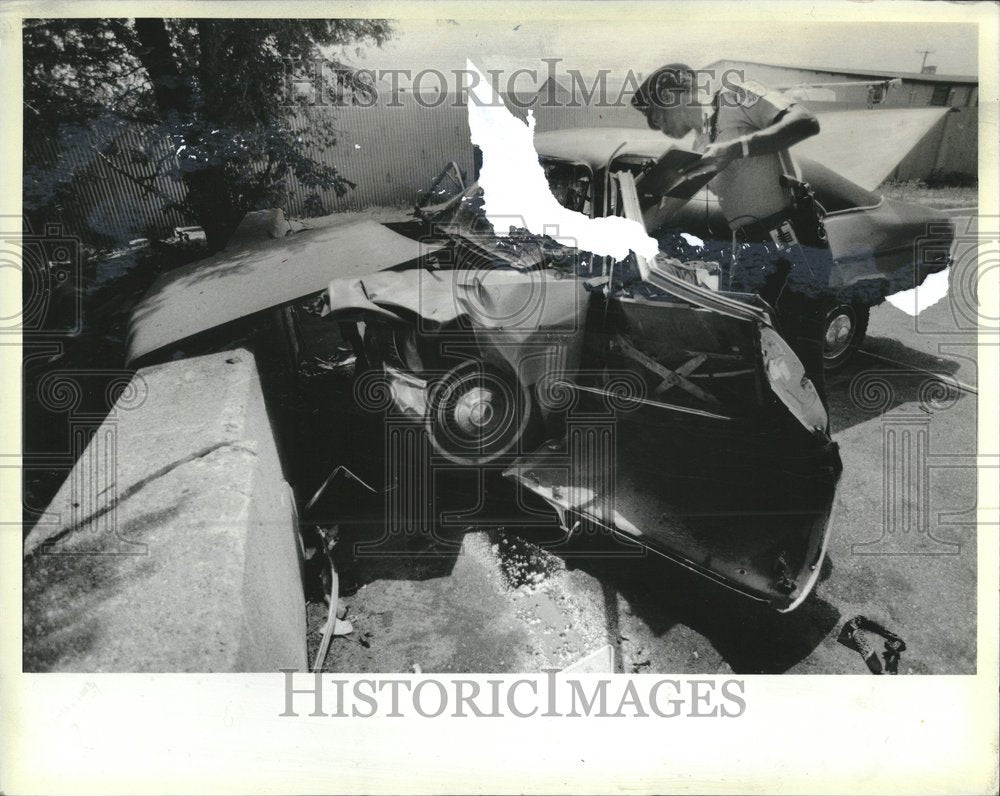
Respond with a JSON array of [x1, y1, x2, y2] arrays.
[[693, 80, 799, 229]]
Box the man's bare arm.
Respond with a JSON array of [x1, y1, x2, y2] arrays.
[[738, 104, 820, 156], [690, 105, 820, 174]]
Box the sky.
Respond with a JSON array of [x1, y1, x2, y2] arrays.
[[338, 18, 978, 89]]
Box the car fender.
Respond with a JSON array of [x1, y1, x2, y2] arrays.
[[326, 267, 595, 390]]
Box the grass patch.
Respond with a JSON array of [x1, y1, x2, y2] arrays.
[[881, 180, 978, 210]]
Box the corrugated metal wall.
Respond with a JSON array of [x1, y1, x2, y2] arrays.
[[885, 107, 978, 182], [27, 124, 190, 245], [931, 107, 978, 177], [26, 94, 649, 245], [707, 58, 979, 181], [25, 86, 976, 246], [287, 96, 645, 212], [291, 99, 476, 210]]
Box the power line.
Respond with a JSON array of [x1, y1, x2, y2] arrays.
[[916, 49, 935, 72]]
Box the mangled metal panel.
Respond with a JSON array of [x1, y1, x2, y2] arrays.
[[126, 218, 442, 364], [504, 430, 837, 611]]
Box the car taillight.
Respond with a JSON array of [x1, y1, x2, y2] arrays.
[[917, 219, 956, 274]]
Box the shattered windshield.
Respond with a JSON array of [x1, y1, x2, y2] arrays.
[[541, 161, 592, 214], [427, 189, 597, 275], [420, 159, 597, 274]]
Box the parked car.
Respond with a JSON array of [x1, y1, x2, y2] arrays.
[[521, 128, 956, 370]]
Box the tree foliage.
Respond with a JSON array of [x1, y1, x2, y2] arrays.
[[23, 18, 392, 248]]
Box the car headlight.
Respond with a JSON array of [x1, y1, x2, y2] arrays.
[[759, 326, 828, 434]]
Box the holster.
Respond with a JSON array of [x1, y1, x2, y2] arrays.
[[779, 174, 828, 246]]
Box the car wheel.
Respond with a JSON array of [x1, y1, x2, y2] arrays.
[[427, 360, 532, 465], [823, 303, 869, 371]]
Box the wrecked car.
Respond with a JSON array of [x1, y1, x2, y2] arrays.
[[125, 119, 954, 612], [321, 166, 841, 612], [127, 124, 955, 373]]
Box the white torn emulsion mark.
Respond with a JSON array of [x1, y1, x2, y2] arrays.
[[465, 59, 658, 262], [886, 267, 950, 316], [680, 232, 704, 248]]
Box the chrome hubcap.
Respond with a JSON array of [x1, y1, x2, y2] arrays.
[[429, 361, 530, 465], [825, 312, 854, 359], [453, 386, 496, 436]]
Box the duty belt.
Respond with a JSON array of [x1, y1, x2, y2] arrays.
[[735, 208, 801, 250], [734, 175, 829, 248]]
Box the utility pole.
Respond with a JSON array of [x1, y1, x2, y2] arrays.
[[916, 49, 935, 72]]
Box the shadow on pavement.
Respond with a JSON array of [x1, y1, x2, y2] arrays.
[[549, 532, 841, 674], [826, 335, 968, 435]]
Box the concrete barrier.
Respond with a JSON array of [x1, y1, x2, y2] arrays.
[[23, 349, 308, 672]]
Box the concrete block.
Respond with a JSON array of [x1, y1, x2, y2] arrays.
[[23, 349, 308, 672]]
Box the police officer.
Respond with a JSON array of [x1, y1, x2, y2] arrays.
[[632, 63, 833, 405]]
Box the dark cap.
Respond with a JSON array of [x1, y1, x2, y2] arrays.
[[631, 63, 696, 114]]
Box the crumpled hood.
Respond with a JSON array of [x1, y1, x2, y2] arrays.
[[126, 215, 441, 364]]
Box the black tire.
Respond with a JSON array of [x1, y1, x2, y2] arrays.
[[823, 303, 869, 372], [427, 360, 533, 465]]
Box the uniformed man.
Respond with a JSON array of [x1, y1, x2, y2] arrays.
[[632, 63, 833, 405]]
